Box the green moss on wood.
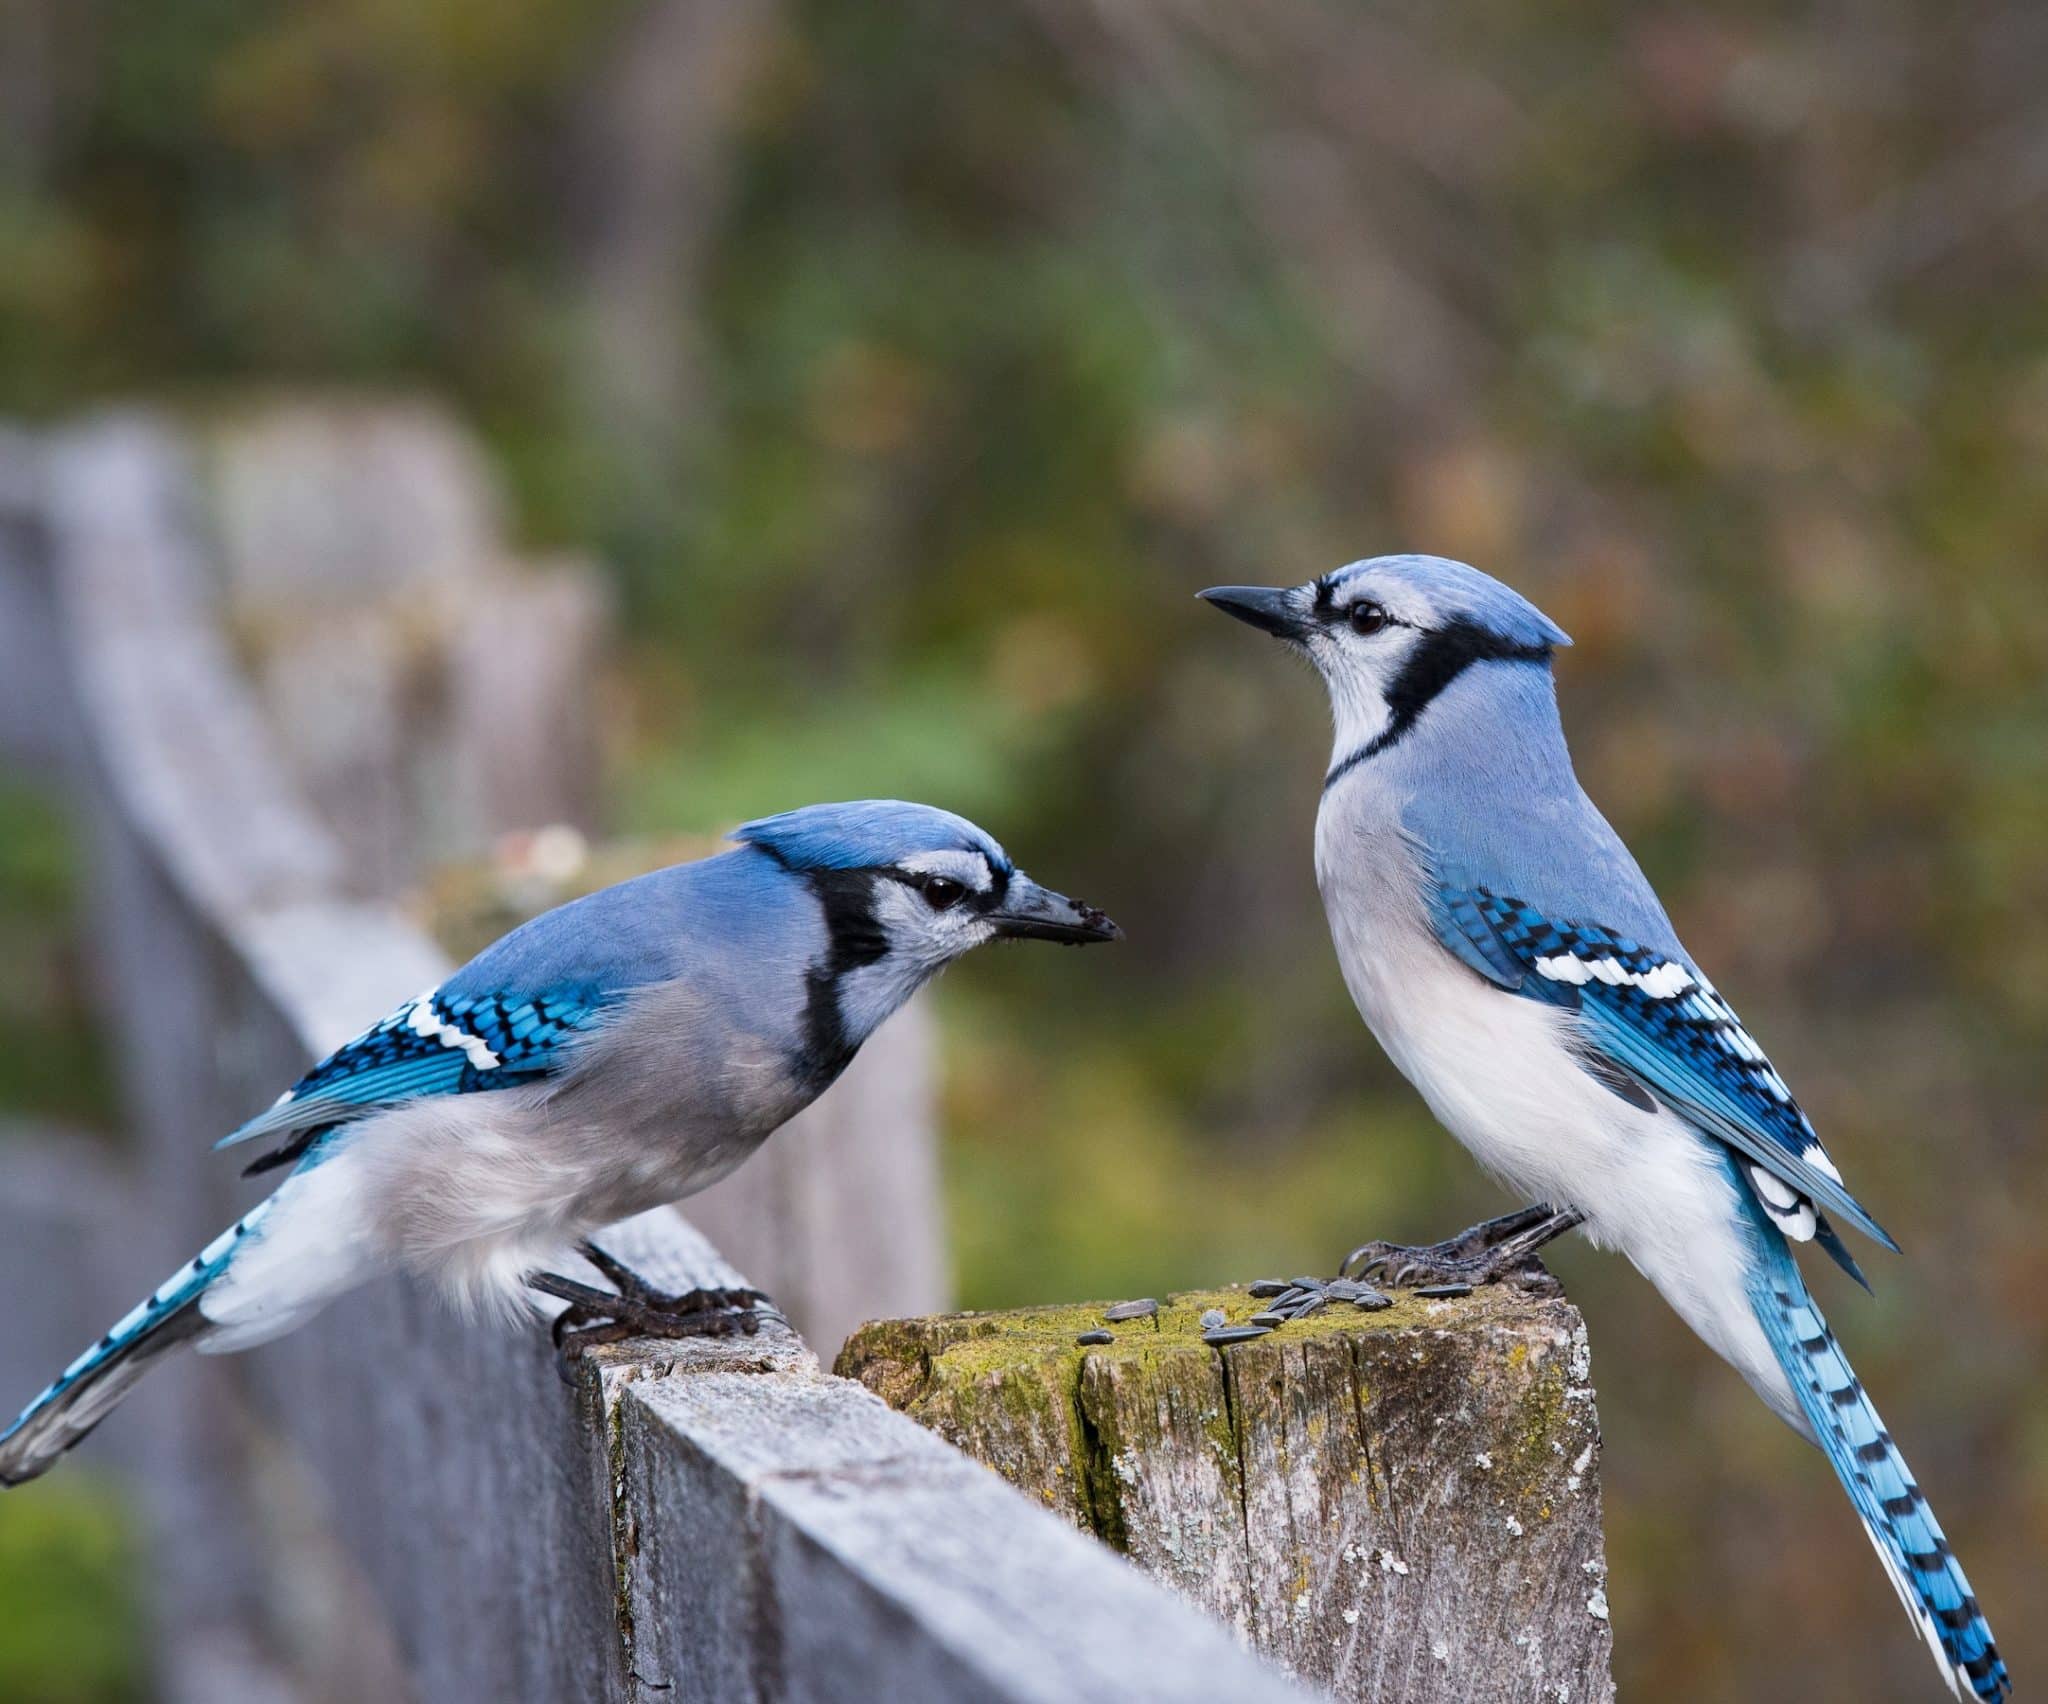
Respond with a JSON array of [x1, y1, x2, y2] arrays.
[[837, 1282, 1586, 1544], [838, 1283, 1612, 1699]]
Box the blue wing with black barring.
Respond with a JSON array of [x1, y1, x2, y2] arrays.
[[212, 855, 760, 1176], [1426, 879, 1898, 1258], [214, 986, 613, 1174]]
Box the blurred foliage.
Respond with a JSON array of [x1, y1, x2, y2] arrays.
[[3, 1, 2048, 1698], [0, 777, 114, 1131], [0, 777, 133, 1700], [0, 1476, 143, 1703]]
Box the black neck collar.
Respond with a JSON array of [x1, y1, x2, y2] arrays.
[[1324, 618, 1551, 792]]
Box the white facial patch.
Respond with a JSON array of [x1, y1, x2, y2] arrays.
[[405, 990, 501, 1071], [896, 849, 996, 893], [1313, 621, 1430, 762], [833, 875, 998, 1044]]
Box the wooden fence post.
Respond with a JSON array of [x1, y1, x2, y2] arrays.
[[843, 1282, 1618, 1702]]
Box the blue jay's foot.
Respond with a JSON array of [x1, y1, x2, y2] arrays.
[[531, 1242, 783, 1377], [1338, 1203, 1585, 1296]]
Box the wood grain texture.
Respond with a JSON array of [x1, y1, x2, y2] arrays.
[[840, 1285, 1617, 1703], [597, 1213, 1310, 1704]]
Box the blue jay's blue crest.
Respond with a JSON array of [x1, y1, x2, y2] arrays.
[[731, 800, 1015, 876]]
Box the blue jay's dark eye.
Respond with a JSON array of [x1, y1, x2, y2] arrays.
[[917, 875, 966, 911], [1348, 600, 1389, 636]]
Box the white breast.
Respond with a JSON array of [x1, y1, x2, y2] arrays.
[[1311, 781, 1802, 1429], [1312, 800, 1623, 1208]]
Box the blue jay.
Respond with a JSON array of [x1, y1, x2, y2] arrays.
[[1203, 557, 2006, 1700], [0, 800, 1118, 1486]]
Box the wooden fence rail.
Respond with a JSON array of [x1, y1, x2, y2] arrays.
[[0, 411, 1309, 1703]]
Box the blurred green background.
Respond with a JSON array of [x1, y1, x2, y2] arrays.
[[2, 2, 2046, 1698]]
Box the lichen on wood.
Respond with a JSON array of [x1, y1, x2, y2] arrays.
[[838, 1283, 1616, 1703]]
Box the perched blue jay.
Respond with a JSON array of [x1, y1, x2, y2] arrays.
[[1203, 557, 2006, 1700], [0, 800, 1118, 1486]]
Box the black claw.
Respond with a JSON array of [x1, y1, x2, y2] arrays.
[[532, 1272, 627, 1313], [577, 1239, 658, 1300], [530, 1260, 782, 1377], [551, 1315, 640, 1384], [1335, 1206, 1586, 1293], [1339, 1244, 1383, 1279]]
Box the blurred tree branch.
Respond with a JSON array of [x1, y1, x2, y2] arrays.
[[568, 0, 778, 477]]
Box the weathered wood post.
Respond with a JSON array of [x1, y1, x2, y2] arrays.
[[842, 1281, 1617, 1703]]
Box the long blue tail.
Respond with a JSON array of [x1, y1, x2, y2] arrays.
[[0, 1202, 271, 1487], [1748, 1212, 2008, 1699]]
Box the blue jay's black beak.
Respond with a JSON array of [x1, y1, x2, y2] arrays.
[[988, 877, 1122, 945], [1199, 584, 1304, 641]]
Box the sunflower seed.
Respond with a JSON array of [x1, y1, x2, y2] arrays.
[[1351, 1289, 1394, 1311], [1246, 1280, 1292, 1298], [1416, 1282, 1474, 1299], [1075, 1330, 1115, 1345], [1199, 1308, 1226, 1330], [1248, 1311, 1289, 1328], [1203, 1324, 1274, 1346], [1102, 1298, 1158, 1323]]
